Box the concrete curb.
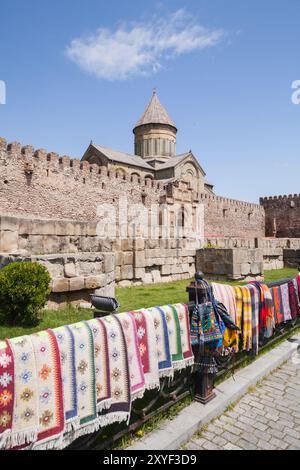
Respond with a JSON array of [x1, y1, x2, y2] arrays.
[[128, 332, 300, 450]]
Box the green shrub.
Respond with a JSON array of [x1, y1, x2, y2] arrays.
[[0, 261, 51, 326]]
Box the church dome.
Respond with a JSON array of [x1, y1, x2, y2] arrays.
[[134, 90, 177, 131], [133, 91, 177, 160]]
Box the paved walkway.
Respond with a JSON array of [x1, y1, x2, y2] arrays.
[[183, 358, 300, 450]]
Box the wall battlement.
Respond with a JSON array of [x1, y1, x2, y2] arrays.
[[200, 191, 261, 210], [0, 137, 167, 191], [260, 194, 300, 237], [260, 194, 300, 203]]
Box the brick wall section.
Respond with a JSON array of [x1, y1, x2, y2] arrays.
[[260, 195, 300, 238]]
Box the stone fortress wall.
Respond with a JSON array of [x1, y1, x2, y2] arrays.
[[0, 136, 299, 306], [0, 137, 264, 237], [260, 195, 300, 238]]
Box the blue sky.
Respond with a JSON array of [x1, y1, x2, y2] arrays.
[[0, 0, 299, 203]]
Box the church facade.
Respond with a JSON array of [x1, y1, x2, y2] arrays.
[[82, 90, 212, 196]]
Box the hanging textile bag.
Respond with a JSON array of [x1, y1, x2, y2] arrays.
[[190, 279, 224, 351]]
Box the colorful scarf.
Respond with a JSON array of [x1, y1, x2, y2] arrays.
[[249, 281, 266, 333], [172, 304, 194, 367], [260, 284, 275, 338], [30, 330, 64, 450], [8, 335, 39, 448], [116, 312, 145, 400], [240, 287, 252, 351], [99, 315, 131, 426], [159, 305, 183, 369], [247, 284, 260, 354], [52, 325, 78, 433], [213, 284, 239, 351], [0, 340, 14, 449], [280, 283, 292, 322], [147, 307, 172, 378], [249, 282, 275, 337], [132, 309, 160, 390], [288, 281, 300, 319], [233, 286, 243, 331], [296, 275, 300, 300], [293, 279, 300, 309], [212, 283, 237, 324], [67, 322, 97, 437], [86, 319, 112, 412], [271, 286, 284, 325]]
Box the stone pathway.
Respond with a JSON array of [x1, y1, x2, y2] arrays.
[[183, 358, 300, 450]]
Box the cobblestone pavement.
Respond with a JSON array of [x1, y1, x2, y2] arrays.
[[183, 358, 300, 450]]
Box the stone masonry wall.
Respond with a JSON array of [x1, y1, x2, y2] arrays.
[[115, 237, 197, 287], [200, 193, 265, 238], [196, 247, 264, 281], [203, 236, 300, 271], [0, 252, 115, 309], [0, 215, 116, 308], [0, 138, 165, 221], [260, 195, 300, 238], [0, 137, 265, 239], [0, 215, 196, 295]]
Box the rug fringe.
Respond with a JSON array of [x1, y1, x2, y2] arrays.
[[0, 430, 11, 450], [172, 359, 186, 371], [97, 398, 112, 414], [132, 388, 146, 401], [159, 368, 174, 379], [9, 428, 38, 449], [99, 411, 130, 428], [31, 432, 65, 451], [145, 381, 160, 391], [184, 357, 195, 367], [64, 417, 81, 433]]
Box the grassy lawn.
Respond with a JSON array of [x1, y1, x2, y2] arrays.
[[0, 267, 297, 340]]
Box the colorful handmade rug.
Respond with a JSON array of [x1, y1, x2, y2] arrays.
[[280, 283, 293, 322], [132, 309, 160, 390], [146, 307, 172, 378], [115, 312, 145, 400], [172, 304, 194, 367], [159, 305, 184, 369], [8, 335, 39, 448], [86, 319, 112, 412], [240, 287, 252, 351], [98, 315, 131, 426], [52, 325, 78, 432], [30, 330, 64, 450], [66, 322, 97, 437], [0, 340, 14, 449]]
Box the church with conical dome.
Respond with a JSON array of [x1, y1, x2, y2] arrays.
[[82, 90, 214, 195]]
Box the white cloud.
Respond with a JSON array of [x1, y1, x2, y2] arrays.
[[66, 10, 223, 80]]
